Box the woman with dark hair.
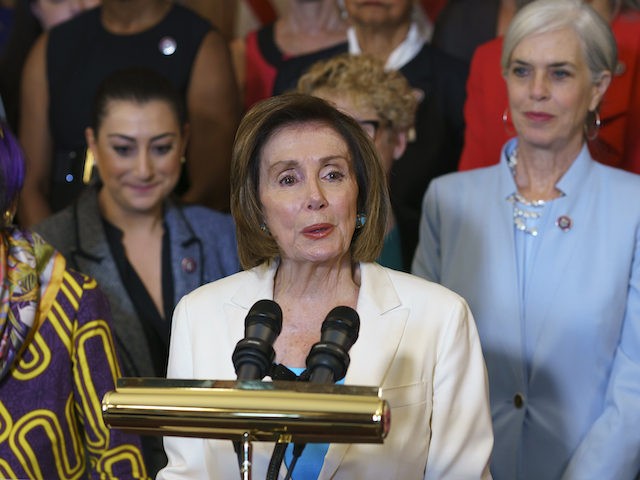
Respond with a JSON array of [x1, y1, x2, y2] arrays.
[[158, 93, 493, 479], [414, 0, 640, 477], [18, 0, 239, 226], [34, 67, 240, 476], [0, 120, 148, 479]]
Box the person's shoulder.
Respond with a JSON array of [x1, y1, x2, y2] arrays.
[[57, 265, 111, 318], [592, 161, 640, 192], [370, 263, 471, 319], [180, 268, 252, 307], [175, 203, 235, 236], [474, 35, 503, 57], [432, 164, 498, 190], [366, 263, 465, 303], [49, 5, 100, 37], [179, 203, 233, 223]]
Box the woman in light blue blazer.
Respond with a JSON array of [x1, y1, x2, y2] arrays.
[[413, 1, 640, 478]]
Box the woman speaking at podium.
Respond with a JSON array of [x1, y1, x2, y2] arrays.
[[158, 94, 493, 479]]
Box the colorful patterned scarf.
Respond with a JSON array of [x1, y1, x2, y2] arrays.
[[0, 227, 58, 380]]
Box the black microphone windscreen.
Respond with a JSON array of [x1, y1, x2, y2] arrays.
[[233, 299, 283, 381], [306, 306, 360, 384]]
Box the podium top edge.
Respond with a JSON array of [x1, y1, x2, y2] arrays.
[[116, 378, 382, 396]]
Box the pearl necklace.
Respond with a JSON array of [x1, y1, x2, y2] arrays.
[[506, 149, 546, 237]]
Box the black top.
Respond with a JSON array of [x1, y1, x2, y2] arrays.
[[254, 23, 349, 96], [46, 4, 211, 211], [102, 217, 174, 377], [392, 43, 468, 270]]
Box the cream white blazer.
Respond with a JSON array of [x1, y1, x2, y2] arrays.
[[158, 261, 493, 479]]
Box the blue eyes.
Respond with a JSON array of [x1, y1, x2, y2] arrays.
[[510, 66, 572, 80]]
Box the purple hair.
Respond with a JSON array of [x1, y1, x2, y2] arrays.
[[0, 121, 26, 216]]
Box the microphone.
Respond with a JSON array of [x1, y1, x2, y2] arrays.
[[306, 306, 360, 384], [232, 299, 283, 381]]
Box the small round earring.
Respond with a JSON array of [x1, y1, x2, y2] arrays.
[[260, 222, 269, 234], [355, 213, 367, 229], [180, 155, 186, 164], [502, 108, 516, 136]]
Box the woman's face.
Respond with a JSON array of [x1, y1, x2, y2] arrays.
[[31, 0, 100, 30], [258, 122, 359, 266], [87, 99, 185, 219], [313, 90, 406, 178], [344, 0, 414, 29], [505, 27, 610, 153]]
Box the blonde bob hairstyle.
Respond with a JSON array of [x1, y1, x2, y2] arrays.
[[231, 93, 390, 270], [297, 53, 417, 133], [501, 0, 618, 82]]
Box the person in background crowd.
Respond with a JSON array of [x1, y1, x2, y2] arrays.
[[0, 0, 14, 55], [413, 1, 640, 477], [0, 0, 99, 132], [34, 67, 240, 476], [432, 0, 532, 64], [0, 120, 148, 480], [458, 0, 640, 173], [344, 0, 468, 271], [297, 53, 418, 271], [231, 0, 348, 112], [18, 0, 239, 227], [158, 93, 493, 479]]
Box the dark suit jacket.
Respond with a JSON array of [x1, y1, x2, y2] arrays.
[[34, 186, 240, 378], [392, 42, 468, 270]]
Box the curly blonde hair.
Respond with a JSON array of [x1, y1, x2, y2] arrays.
[[297, 54, 417, 133]]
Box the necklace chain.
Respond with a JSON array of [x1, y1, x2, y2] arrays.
[[507, 149, 545, 237]]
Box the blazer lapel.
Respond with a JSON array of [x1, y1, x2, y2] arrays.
[[322, 263, 407, 478], [70, 188, 154, 376], [165, 201, 203, 303]]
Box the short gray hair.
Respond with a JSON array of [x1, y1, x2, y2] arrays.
[[502, 0, 617, 83]]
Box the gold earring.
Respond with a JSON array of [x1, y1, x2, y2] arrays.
[[83, 149, 95, 184], [180, 155, 186, 164], [3, 209, 14, 226]]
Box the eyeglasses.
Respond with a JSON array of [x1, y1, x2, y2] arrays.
[[357, 119, 381, 140]]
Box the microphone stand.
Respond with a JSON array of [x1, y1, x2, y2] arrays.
[[240, 432, 253, 480]]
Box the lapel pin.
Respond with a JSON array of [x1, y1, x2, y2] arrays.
[[556, 215, 572, 232], [181, 257, 196, 273]]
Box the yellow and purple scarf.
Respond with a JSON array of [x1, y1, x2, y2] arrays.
[[0, 227, 60, 380]]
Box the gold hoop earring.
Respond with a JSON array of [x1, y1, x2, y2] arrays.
[[585, 110, 601, 141], [83, 149, 95, 184]]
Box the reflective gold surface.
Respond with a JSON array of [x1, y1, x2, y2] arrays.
[[102, 378, 390, 443]]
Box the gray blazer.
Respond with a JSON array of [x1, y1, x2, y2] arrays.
[[35, 186, 240, 378]]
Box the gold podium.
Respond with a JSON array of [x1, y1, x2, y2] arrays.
[[102, 378, 390, 478]]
